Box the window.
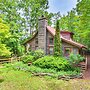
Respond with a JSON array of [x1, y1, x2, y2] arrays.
[[64, 47, 71, 57], [49, 38, 53, 44], [49, 47, 53, 54]]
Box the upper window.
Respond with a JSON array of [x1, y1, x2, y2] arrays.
[[49, 38, 53, 45]]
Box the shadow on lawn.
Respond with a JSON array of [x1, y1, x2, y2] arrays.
[[0, 78, 4, 83]]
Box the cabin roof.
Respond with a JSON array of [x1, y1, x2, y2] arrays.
[[23, 26, 87, 49]]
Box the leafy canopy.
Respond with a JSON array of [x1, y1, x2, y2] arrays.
[[0, 18, 11, 57]]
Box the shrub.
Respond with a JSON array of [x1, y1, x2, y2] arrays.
[[21, 55, 34, 64], [33, 56, 71, 71], [69, 54, 84, 65], [4, 62, 28, 71], [12, 62, 29, 71], [28, 65, 56, 73], [27, 50, 34, 56], [33, 49, 44, 60], [57, 70, 80, 76]]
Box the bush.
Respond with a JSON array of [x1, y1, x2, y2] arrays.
[[33, 49, 45, 60], [3, 62, 28, 71], [33, 56, 71, 71], [28, 65, 56, 73], [69, 54, 84, 65], [57, 70, 81, 77], [21, 55, 34, 64]]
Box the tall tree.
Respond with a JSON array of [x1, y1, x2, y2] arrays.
[[76, 0, 90, 48], [0, 0, 51, 55], [18, 0, 49, 34], [54, 20, 62, 56], [0, 18, 11, 57]]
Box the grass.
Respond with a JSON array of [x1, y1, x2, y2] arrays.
[[0, 67, 90, 90]]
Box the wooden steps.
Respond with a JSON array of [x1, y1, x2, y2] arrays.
[[78, 63, 87, 73]]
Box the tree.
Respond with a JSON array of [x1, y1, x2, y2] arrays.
[[18, 0, 49, 34], [0, 18, 11, 57], [76, 0, 90, 48], [0, 0, 51, 56], [54, 20, 62, 56]]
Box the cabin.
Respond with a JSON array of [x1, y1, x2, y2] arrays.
[[23, 16, 87, 58]]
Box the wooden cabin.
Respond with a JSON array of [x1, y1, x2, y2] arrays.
[[23, 16, 87, 58]]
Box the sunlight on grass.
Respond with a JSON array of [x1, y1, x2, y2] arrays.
[[0, 68, 90, 90]]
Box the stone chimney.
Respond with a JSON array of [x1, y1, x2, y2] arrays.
[[38, 15, 48, 54]]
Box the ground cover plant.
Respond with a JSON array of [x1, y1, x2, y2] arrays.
[[0, 66, 90, 90]]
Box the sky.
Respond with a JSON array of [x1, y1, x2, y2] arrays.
[[47, 0, 77, 15]]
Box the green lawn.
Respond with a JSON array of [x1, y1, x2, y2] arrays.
[[0, 67, 90, 90]]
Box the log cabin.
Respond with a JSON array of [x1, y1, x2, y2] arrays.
[[23, 16, 87, 58]]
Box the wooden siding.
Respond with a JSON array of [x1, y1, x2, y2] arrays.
[[46, 30, 79, 55], [46, 30, 54, 54], [26, 34, 38, 52], [62, 42, 79, 55]]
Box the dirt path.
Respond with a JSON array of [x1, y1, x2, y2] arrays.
[[83, 67, 90, 79]]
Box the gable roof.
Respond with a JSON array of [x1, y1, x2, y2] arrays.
[[46, 26, 55, 36], [46, 26, 87, 49], [23, 26, 87, 49]]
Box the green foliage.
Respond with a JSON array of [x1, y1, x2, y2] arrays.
[[0, 44, 11, 57], [28, 65, 56, 73], [0, 0, 51, 56], [0, 18, 11, 57], [0, 69, 88, 90], [54, 20, 62, 56], [33, 56, 71, 71], [12, 62, 28, 71], [21, 55, 34, 64], [21, 49, 44, 64], [3, 62, 80, 77], [76, 0, 90, 48], [58, 0, 90, 48], [5, 37, 25, 56], [69, 54, 84, 65], [57, 70, 80, 76], [4, 62, 29, 71], [33, 49, 45, 60]]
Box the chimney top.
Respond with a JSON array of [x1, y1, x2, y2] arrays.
[[42, 15, 44, 18], [39, 15, 46, 20]]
